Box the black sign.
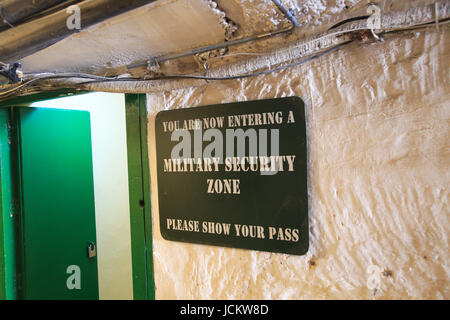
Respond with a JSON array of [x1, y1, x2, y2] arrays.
[[155, 97, 309, 255]]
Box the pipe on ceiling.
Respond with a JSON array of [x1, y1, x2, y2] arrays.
[[0, 0, 157, 63], [127, 0, 300, 69]]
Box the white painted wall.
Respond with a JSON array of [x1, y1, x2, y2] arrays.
[[147, 29, 449, 299], [30, 92, 133, 300]]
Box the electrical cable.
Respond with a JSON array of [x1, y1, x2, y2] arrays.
[[0, 41, 351, 100], [1, 18, 448, 98], [80, 41, 352, 84], [0, 43, 350, 97], [93, 19, 450, 85], [0, 72, 127, 96]]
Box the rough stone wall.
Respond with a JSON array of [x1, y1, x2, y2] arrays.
[[146, 28, 449, 299]]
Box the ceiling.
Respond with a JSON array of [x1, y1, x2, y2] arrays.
[[17, 0, 374, 74], [1, 0, 444, 84], [20, 0, 228, 73]]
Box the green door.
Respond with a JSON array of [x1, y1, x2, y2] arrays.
[[17, 107, 98, 300]]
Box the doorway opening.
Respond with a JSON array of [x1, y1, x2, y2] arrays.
[[0, 92, 154, 300]]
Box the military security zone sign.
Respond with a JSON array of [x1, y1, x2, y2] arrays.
[[155, 97, 309, 255]]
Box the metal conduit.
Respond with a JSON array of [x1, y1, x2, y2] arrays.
[[126, 0, 300, 70]]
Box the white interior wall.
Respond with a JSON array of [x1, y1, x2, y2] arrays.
[[30, 92, 133, 300], [146, 29, 449, 300]]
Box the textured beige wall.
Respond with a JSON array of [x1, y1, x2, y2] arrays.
[[146, 29, 449, 299]]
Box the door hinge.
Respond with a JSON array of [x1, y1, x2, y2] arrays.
[[10, 198, 19, 218], [7, 121, 16, 145]]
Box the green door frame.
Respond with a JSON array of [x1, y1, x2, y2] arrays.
[[0, 110, 6, 300], [0, 107, 21, 300], [0, 91, 155, 300], [125, 94, 155, 300]]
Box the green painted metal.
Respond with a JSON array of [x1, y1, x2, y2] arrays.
[[0, 109, 5, 300], [125, 94, 155, 300], [139, 94, 155, 301], [0, 108, 20, 300], [17, 107, 98, 300]]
